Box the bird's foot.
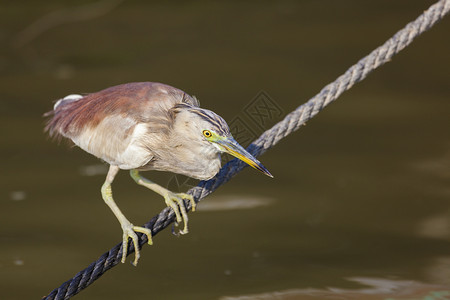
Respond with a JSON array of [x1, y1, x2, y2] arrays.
[[120, 221, 153, 266], [163, 191, 195, 235]]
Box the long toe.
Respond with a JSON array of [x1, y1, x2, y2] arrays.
[[164, 195, 183, 224], [133, 226, 153, 245], [181, 193, 196, 212], [121, 223, 145, 266], [121, 230, 140, 264], [165, 191, 192, 235]]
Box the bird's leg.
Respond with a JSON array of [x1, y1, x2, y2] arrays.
[[101, 165, 152, 266], [130, 170, 196, 235]]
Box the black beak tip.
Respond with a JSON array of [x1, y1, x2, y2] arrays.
[[265, 171, 274, 178], [259, 165, 274, 178]]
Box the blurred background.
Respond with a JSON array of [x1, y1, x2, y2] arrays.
[[1, 1, 450, 299]]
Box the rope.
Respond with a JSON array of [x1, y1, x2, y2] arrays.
[[42, 1, 450, 299]]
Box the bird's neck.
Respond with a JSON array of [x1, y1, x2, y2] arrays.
[[147, 131, 221, 180], [171, 137, 222, 180]]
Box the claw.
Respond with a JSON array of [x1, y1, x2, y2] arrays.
[[186, 194, 196, 212], [130, 171, 197, 237], [163, 192, 195, 235], [102, 168, 155, 266], [121, 222, 152, 266]]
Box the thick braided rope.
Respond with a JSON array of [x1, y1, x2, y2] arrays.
[[43, 1, 450, 299]]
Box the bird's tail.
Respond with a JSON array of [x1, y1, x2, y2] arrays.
[[53, 94, 83, 110], [44, 94, 84, 139]]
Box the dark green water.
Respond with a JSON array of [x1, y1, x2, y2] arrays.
[[1, 1, 450, 299]]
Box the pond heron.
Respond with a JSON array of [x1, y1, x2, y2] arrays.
[[45, 82, 272, 265]]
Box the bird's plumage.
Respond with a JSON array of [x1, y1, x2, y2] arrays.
[[45, 82, 229, 179], [45, 81, 272, 265]]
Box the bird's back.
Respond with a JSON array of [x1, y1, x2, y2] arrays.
[[45, 82, 199, 169]]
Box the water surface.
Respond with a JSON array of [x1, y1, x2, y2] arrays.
[[1, 1, 450, 299]]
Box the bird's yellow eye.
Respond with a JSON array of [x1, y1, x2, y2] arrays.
[[203, 130, 212, 138]]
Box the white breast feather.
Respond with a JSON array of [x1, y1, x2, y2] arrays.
[[71, 117, 152, 170], [115, 123, 153, 169]]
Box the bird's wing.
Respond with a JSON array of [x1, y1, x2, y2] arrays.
[[45, 82, 197, 169]]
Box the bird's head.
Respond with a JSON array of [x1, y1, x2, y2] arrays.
[[202, 128, 273, 178], [173, 104, 273, 178]]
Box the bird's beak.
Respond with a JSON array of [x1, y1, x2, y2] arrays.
[[215, 137, 273, 178]]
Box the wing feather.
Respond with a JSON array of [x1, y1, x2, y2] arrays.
[[45, 82, 198, 168]]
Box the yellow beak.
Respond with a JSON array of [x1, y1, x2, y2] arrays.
[[216, 137, 273, 178]]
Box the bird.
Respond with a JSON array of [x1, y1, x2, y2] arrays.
[[45, 82, 272, 266]]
